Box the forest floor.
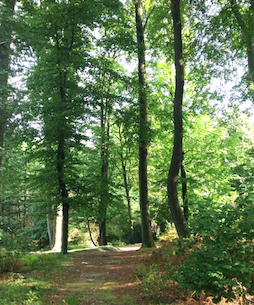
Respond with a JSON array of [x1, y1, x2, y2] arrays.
[[42, 243, 147, 305], [0, 243, 250, 305]]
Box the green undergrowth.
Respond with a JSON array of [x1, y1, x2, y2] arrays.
[[0, 273, 50, 305], [0, 248, 134, 305], [136, 202, 254, 304], [0, 253, 69, 304]]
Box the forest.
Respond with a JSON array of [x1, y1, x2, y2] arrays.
[[0, 0, 254, 303]]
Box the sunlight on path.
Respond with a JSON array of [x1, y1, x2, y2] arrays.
[[118, 243, 142, 251], [34, 243, 142, 254]]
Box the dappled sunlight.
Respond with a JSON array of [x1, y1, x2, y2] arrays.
[[102, 281, 140, 290]]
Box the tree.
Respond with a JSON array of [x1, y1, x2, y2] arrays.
[[135, 0, 155, 248], [22, 0, 98, 254], [167, 0, 189, 238], [0, 0, 15, 221]]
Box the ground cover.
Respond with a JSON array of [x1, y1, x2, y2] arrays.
[[0, 243, 253, 305], [0, 244, 147, 305]]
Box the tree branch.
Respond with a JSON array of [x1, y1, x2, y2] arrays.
[[143, 5, 156, 32]]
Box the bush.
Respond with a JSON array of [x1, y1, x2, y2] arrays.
[[0, 253, 24, 273], [164, 201, 254, 301], [0, 230, 27, 273], [23, 253, 57, 267], [135, 263, 169, 297]]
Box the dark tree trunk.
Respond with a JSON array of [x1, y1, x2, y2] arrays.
[[87, 218, 98, 247], [181, 154, 189, 222], [0, 0, 15, 219], [135, 0, 155, 248], [98, 216, 107, 246], [57, 136, 69, 254], [98, 94, 110, 246], [167, 0, 189, 238], [118, 126, 133, 242]]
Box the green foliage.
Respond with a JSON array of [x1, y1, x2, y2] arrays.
[[0, 253, 23, 274], [0, 273, 43, 305], [135, 263, 168, 296], [0, 230, 29, 254], [0, 231, 28, 273], [165, 201, 254, 300], [23, 253, 57, 267]]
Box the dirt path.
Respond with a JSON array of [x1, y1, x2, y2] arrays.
[[43, 244, 148, 305]]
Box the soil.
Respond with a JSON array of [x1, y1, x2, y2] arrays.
[[43, 244, 152, 305]]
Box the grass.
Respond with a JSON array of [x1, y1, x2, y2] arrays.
[[0, 252, 70, 305], [0, 273, 48, 305], [0, 249, 137, 305]]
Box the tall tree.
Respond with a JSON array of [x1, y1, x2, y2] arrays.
[[0, 0, 15, 220], [22, 0, 97, 254], [167, 0, 189, 238], [98, 78, 112, 246], [135, 0, 155, 248]]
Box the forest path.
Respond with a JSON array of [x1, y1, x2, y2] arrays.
[[42, 243, 150, 305]]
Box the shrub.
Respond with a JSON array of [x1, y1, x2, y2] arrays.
[[23, 253, 57, 267], [164, 201, 254, 301]]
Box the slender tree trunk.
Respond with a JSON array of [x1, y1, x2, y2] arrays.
[[57, 136, 69, 254], [98, 95, 110, 246], [167, 0, 189, 238], [47, 206, 56, 249], [87, 218, 98, 247], [135, 0, 155, 248], [118, 126, 133, 242], [181, 154, 189, 222], [122, 160, 133, 241], [0, 0, 15, 219]]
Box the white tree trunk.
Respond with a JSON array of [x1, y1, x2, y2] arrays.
[[51, 205, 63, 252]]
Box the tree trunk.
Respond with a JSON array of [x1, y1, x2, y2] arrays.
[[98, 93, 110, 246], [51, 205, 63, 252], [0, 0, 15, 219], [167, 0, 189, 238], [57, 136, 69, 254], [135, 0, 155, 248], [181, 154, 189, 222], [118, 126, 133, 242], [47, 207, 56, 249], [87, 218, 98, 247]]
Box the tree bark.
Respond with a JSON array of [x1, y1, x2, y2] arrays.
[[167, 0, 189, 238], [87, 218, 98, 247], [0, 0, 15, 219], [118, 126, 133, 242], [135, 0, 155, 248], [57, 136, 69, 254], [98, 94, 110, 246], [51, 205, 63, 252], [181, 154, 189, 222], [47, 206, 56, 249]]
